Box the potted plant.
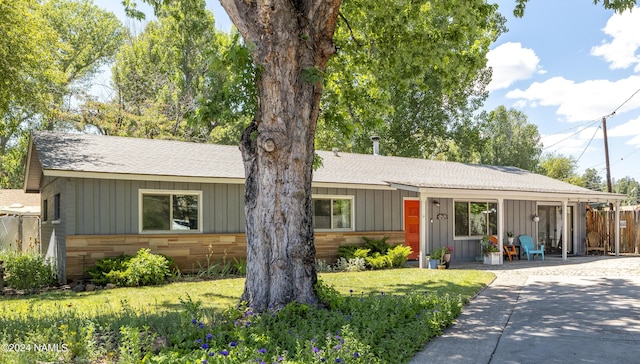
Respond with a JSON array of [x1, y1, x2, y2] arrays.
[[482, 236, 501, 265], [430, 248, 444, 269], [426, 253, 439, 269], [442, 246, 454, 269], [507, 231, 515, 244]]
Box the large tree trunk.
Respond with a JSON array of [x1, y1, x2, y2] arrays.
[[219, 0, 341, 311]]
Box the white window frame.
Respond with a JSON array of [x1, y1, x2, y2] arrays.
[[311, 194, 355, 232], [453, 200, 498, 239], [138, 189, 203, 234]]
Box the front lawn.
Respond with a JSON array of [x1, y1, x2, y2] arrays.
[[0, 268, 494, 363]]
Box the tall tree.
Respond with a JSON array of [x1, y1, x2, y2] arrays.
[[478, 106, 542, 171], [538, 152, 583, 185], [0, 0, 124, 188], [582, 168, 604, 191], [90, 0, 255, 142], [315, 0, 505, 159], [612, 176, 640, 205], [40, 0, 126, 128]]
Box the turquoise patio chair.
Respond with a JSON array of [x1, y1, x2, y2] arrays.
[[519, 235, 544, 261]]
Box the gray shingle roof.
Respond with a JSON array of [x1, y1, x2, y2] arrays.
[[28, 131, 624, 200]]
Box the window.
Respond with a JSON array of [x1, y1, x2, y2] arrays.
[[140, 190, 201, 232], [43, 199, 48, 222], [454, 201, 497, 237], [54, 194, 61, 221], [312, 196, 353, 230]]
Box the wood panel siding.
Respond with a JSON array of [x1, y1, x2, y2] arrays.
[[64, 230, 406, 280], [311, 187, 417, 232], [70, 179, 246, 235]]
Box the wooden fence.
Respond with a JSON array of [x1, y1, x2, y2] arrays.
[[587, 209, 640, 254]]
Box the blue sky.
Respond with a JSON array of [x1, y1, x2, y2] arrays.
[[486, 0, 640, 184], [94, 0, 640, 183]]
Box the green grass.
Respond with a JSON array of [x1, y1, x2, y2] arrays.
[[0, 268, 494, 364]]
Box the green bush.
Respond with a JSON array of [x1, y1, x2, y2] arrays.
[[87, 249, 170, 287], [119, 249, 171, 286], [85, 254, 132, 285], [362, 236, 391, 254], [386, 244, 412, 268], [337, 244, 359, 260], [336, 237, 410, 271], [0, 250, 57, 290], [365, 252, 392, 269]]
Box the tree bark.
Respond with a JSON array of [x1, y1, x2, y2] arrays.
[[219, 0, 341, 311]]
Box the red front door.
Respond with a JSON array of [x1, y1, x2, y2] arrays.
[[404, 199, 420, 260]]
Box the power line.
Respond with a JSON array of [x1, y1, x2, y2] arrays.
[[611, 86, 640, 115], [542, 119, 600, 151], [575, 125, 601, 162]]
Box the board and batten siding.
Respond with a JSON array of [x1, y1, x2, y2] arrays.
[[67, 179, 417, 236], [69, 178, 245, 235], [428, 198, 541, 261], [312, 187, 418, 231]]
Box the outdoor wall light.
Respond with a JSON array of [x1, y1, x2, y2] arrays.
[[532, 214, 540, 223], [433, 200, 440, 207]]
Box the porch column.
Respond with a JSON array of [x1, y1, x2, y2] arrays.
[[497, 198, 504, 264], [419, 193, 428, 268], [615, 200, 620, 256], [562, 200, 568, 260]]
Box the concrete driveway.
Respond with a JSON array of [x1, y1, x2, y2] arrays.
[[409, 256, 640, 364]]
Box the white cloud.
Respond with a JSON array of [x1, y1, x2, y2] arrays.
[[591, 7, 640, 72], [608, 116, 640, 137], [505, 75, 640, 122], [486, 42, 543, 92]]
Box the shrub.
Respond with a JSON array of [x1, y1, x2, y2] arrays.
[[386, 244, 412, 267], [316, 259, 334, 273], [88, 249, 171, 287], [119, 249, 171, 286], [362, 236, 391, 254], [337, 245, 359, 260], [334, 257, 366, 272], [0, 250, 57, 290], [365, 253, 391, 270], [85, 254, 132, 285]]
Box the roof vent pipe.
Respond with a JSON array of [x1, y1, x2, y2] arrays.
[[371, 136, 380, 156]]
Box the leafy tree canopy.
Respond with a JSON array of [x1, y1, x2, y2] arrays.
[[478, 106, 542, 171], [316, 0, 506, 159]]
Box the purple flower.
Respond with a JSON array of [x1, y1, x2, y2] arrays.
[[311, 338, 317, 343], [333, 345, 341, 350], [196, 339, 202, 344], [191, 319, 198, 324], [258, 348, 267, 354], [206, 333, 213, 341], [208, 352, 215, 357], [220, 350, 229, 356], [230, 341, 237, 347], [198, 322, 205, 329], [201, 343, 209, 350], [202, 360, 208, 364], [353, 352, 360, 358], [335, 359, 342, 363], [313, 346, 320, 353]]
